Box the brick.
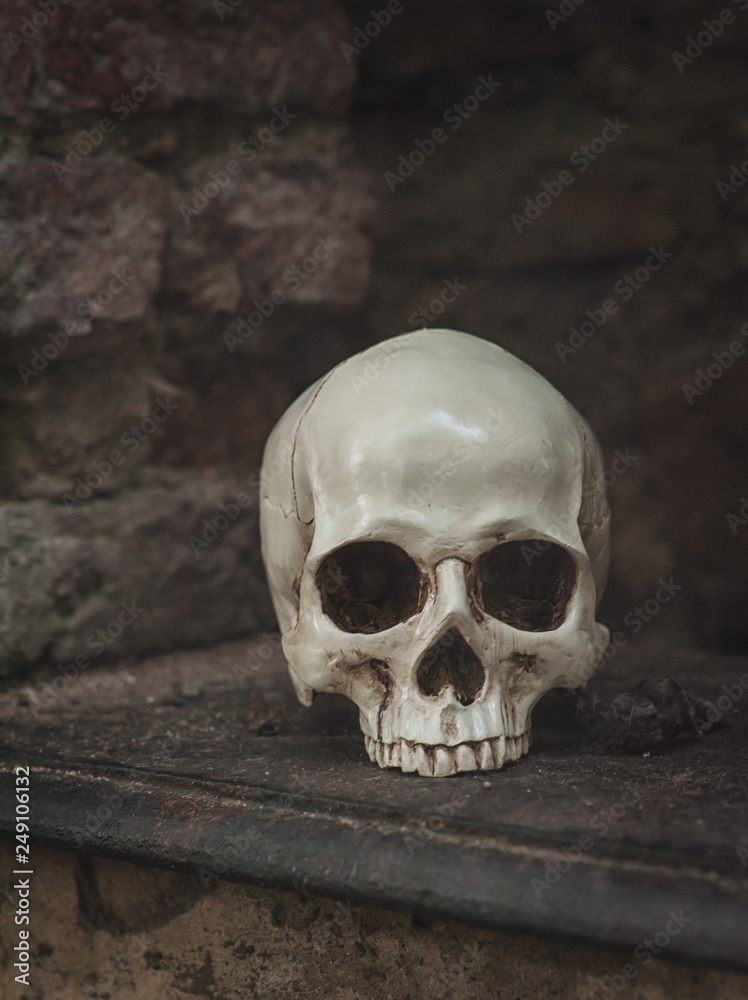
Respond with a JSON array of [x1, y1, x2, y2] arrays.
[[0, 0, 355, 118], [0, 158, 169, 338], [0, 470, 274, 676], [163, 136, 375, 315]]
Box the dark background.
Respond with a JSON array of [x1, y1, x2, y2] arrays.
[[1, 0, 746, 680]]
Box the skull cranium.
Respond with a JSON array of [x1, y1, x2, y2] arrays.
[[260, 330, 610, 776]]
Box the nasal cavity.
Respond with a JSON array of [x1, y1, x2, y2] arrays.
[[416, 629, 485, 706]]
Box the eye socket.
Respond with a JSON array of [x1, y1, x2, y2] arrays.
[[316, 541, 425, 634], [473, 540, 576, 632]]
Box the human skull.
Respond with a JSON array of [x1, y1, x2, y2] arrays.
[[260, 330, 610, 776]]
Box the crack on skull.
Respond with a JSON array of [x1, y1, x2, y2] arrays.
[[291, 370, 337, 525], [368, 658, 391, 741]]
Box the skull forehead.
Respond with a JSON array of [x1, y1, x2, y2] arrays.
[[296, 330, 587, 557]]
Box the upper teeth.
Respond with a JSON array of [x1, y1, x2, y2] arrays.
[[364, 732, 530, 777]]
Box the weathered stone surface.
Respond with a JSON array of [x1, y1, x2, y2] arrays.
[[0, 0, 355, 118], [0, 355, 161, 501], [3, 841, 748, 999], [162, 130, 375, 317], [0, 158, 169, 339], [0, 469, 273, 678]]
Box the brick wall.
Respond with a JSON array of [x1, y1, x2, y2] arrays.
[[0, 0, 375, 676], [1, 0, 746, 678]]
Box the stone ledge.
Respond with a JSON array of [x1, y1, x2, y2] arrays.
[[0, 638, 746, 968]]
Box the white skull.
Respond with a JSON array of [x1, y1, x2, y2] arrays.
[[260, 330, 610, 776]]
